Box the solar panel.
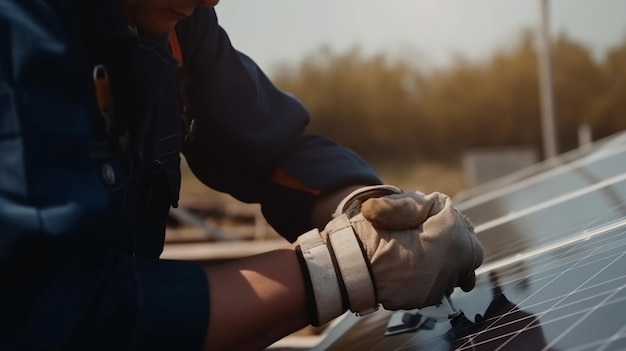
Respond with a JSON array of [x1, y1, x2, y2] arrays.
[[311, 131, 626, 351]]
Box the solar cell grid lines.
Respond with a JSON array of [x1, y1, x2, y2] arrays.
[[312, 131, 626, 351], [458, 142, 626, 227], [456, 223, 626, 351], [476, 175, 626, 264]]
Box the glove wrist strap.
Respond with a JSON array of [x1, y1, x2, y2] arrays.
[[296, 214, 382, 325], [325, 214, 378, 316], [296, 228, 344, 326]]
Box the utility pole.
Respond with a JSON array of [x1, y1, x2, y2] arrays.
[[538, 0, 558, 159]]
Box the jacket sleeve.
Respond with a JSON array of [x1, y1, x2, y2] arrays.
[[0, 2, 207, 350], [179, 8, 382, 241]]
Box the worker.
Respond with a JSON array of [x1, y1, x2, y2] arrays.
[[0, 0, 484, 350]]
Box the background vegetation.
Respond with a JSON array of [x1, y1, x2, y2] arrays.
[[272, 30, 626, 172]]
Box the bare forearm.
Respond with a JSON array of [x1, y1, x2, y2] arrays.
[[204, 246, 309, 351]]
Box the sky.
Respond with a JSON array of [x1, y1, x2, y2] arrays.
[[214, 0, 626, 74]]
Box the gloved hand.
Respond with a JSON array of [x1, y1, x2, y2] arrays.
[[296, 186, 484, 326]]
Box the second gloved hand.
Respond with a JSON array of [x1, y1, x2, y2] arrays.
[[296, 186, 484, 326]]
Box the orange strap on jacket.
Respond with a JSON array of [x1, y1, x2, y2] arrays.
[[271, 169, 321, 195], [169, 30, 183, 67], [169, 29, 189, 117]]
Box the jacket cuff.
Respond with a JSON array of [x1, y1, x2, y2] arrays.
[[134, 259, 209, 351]]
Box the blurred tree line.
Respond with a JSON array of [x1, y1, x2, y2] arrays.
[[272, 30, 626, 165]]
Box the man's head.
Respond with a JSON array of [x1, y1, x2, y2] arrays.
[[120, 0, 219, 35]]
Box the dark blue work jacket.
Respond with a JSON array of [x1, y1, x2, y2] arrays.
[[0, 0, 381, 350]]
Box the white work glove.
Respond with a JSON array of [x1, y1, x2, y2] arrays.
[[295, 186, 484, 326]]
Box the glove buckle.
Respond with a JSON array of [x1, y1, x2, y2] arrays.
[[355, 304, 379, 317]]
